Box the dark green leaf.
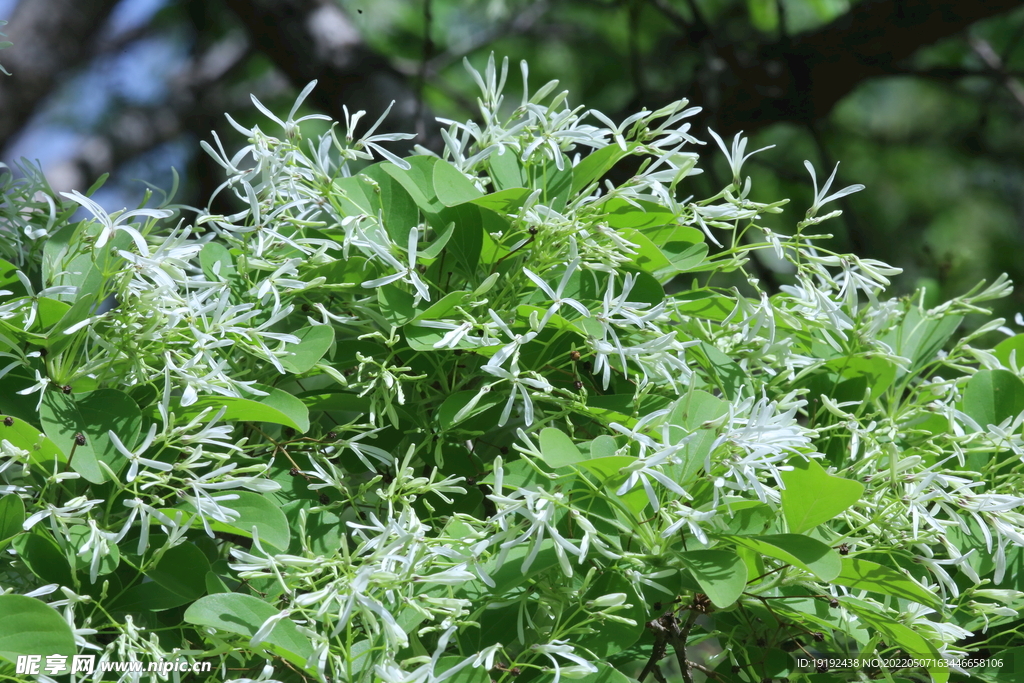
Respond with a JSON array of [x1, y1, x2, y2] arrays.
[[148, 543, 211, 601], [489, 149, 525, 190], [0, 494, 24, 543], [40, 388, 142, 484], [13, 531, 74, 586]]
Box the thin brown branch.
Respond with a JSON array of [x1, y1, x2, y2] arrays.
[[969, 34, 1024, 111], [222, 0, 439, 150]]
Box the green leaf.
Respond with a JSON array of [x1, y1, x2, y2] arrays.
[[184, 593, 313, 666], [377, 283, 419, 326], [539, 427, 586, 468], [883, 309, 961, 377], [437, 390, 504, 429], [619, 228, 673, 273], [724, 534, 841, 581], [0, 415, 65, 465], [994, 334, 1024, 368], [824, 354, 898, 400], [781, 459, 864, 534], [466, 187, 531, 214], [677, 292, 735, 321], [301, 391, 371, 416], [572, 144, 631, 195], [539, 155, 573, 211], [176, 387, 310, 433], [643, 224, 704, 247], [362, 163, 420, 244], [654, 243, 709, 281], [210, 491, 291, 552], [40, 388, 142, 484], [416, 291, 470, 321], [489, 149, 525, 190], [478, 540, 561, 594], [697, 342, 749, 400], [0, 595, 77, 672], [110, 581, 193, 613], [420, 222, 455, 259], [13, 531, 74, 586], [199, 241, 237, 282], [575, 573, 645, 657], [682, 549, 749, 608], [831, 557, 942, 611], [148, 542, 211, 601], [0, 494, 24, 544], [331, 174, 379, 216], [841, 597, 948, 683], [538, 662, 635, 683], [433, 159, 484, 206], [748, 0, 779, 31], [429, 203, 493, 273], [602, 198, 676, 230], [962, 369, 1024, 428], [281, 325, 335, 374], [578, 456, 649, 514], [68, 525, 120, 577], [32, 298, 70, 332], [381, 156, 443, 213], [434, 656, 490, 683], [307, 256, 377, 291]]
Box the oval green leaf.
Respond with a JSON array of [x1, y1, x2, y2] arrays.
[[724, 534, 841, 581], [781, 459, 864, 534], [0, 595, 77, 671], [184, 593, 313, 666], [682, 549, 749, 608], [831, 557, 942, 610]]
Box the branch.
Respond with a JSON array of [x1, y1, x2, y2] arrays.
[[0, 0, 121, 150], [969, 35, 1024, 111], [222, 0, 439, 149], [653, 0, 1024, 134]]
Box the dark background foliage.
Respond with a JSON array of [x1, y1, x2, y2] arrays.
[[2, 0, 1024, 315]]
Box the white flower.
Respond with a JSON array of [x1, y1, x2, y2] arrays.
[[802, 160, 864, 218], [22, 496, 104, 533], [484, 364, 553, 426], [707, 129, 774, 184], [522, 241, 591, 319], [528, 640, 597, 683], [361, 227, 431, 303], [60, 190, 172, 256], [108, 425, 171, 483]]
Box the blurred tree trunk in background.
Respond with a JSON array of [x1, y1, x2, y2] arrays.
[[0, 0, 120, 145], [0, 0, 1023, 314]]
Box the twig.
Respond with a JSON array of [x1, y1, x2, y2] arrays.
[[637, 623, 669, 683], [969, 35, 1024, 111]]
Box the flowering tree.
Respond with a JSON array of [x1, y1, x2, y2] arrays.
[[0, 54, 1022, 683]]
